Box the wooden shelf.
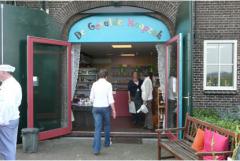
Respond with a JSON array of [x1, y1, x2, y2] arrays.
[[79, 74, 97, 76], [112, 82, 128, 84], [78, 89, 90, 91], [153, 88, 165, 129], [78, 82, 94, 84]]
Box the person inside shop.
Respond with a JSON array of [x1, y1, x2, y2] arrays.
[[90, 69, 116, 155], [0, 64, 22, 160], [128, 71, 143, 125], [167, 70, 177, 128], [141, 72, 153, 130]]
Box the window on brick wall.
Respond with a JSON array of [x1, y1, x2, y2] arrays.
[[204, 40, 237, 90]]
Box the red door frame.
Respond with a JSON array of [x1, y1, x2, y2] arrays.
[[27, 36, 72, 141], [164, 34, 180, 133]]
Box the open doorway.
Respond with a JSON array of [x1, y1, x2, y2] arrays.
[[72, 42, 161, 133], [66, 14, 183, 138]]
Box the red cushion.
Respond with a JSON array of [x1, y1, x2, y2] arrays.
[[203, 129, 229, 160], [191, 128, 205, 151]]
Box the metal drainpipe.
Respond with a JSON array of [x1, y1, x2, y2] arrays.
[[188, 1, 195, 115]]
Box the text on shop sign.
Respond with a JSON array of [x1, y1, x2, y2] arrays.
[[74, 18, 163, 40]]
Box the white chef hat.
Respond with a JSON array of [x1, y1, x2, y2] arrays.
[[0, 64, 15, 72]]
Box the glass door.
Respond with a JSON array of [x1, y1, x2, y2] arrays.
[[27, 36, 72, 141], [164, 34, 183, 138]]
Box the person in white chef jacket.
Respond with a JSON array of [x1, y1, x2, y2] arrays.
[[0, 64, 22, 160]]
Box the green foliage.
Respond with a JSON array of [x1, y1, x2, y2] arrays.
[[193, 108, 240, 132], [232, 126, 240, 160]]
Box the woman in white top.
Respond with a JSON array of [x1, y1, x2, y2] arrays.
[[90, 69, 116, 155], [141, 72, 153, 130]]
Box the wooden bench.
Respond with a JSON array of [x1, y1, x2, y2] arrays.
[[156, 113, 239, 160]]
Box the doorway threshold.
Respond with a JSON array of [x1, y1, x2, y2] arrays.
[[67, 131, 157, 138]]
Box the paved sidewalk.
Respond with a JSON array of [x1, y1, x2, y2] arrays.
[[17, 137, 171, 160]]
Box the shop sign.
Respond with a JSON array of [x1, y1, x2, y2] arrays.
[[68, 15, 171, 42]]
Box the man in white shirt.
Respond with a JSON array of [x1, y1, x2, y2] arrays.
[[141, 72, 153, 130], [0, 64, 22, 160], [167, 75, 177, 128], [90, 69, 116, 155]]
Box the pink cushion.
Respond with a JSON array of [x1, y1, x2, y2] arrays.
[[203, 129, 229, 160], [203, 129, 213, 152], [213, 132, 229, 151]]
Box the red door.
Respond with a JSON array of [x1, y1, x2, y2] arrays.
[[164, 34, 183, 138], [27, 36, 72, 140]]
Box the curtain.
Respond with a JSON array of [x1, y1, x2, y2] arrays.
[[71, 44, 81, 121], [156, 44, 166, 101], [71, 44, 81, 99]]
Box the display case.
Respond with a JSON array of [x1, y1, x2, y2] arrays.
[[111, 66, 134, 90], [72, 68, 98, 130], [110, 65, 156, 91], [74, 68, 98, 101]]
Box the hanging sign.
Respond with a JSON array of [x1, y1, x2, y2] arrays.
[[68, 15, 171, 42]]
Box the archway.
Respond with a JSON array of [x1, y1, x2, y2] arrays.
[[66, 9, 182, 135], [48, 1, 181, 35]]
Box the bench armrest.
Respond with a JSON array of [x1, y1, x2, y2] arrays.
[[196, 151, 233, 156], [156, 127, 186, 141], [156, 127, 185, 133]]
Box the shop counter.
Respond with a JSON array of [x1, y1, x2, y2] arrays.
[[72, 90, 130, 130], [113, 90, 130, 117], [72, 104, 94, 131]]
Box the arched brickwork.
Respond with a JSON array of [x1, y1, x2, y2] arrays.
[[15, 1, 181, 39], [51, 1, 180, 24], [62, 12, 176, 41], [47, 1, 181, 37]]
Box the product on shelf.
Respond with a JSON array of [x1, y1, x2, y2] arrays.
[[110, 65, 158, 90], [74, 68, 98, 101], [77, 97, 92, 107]]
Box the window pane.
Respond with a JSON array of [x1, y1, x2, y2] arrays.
[[220, 65, 233, 86], [219, 43, 233, 64], [33, 43, 68, 132], [206, 65, 219, 86], [206, 44, 219, 64]]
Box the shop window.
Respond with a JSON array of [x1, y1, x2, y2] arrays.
[[204, 40, 237, 90]]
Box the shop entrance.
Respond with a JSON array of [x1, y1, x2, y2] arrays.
[[72, 42, 159, 133], [71, 35, 183, 136], [68, 15, 183, 136], [26, 14, 183, 140]]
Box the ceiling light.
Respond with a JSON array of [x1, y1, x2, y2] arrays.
[[120, 53, 135, 57], [112, 44, 132, 48]]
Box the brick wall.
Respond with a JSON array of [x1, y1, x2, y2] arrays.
[[15, 1, 181, 33], [46, 1, 180, 24], [15, 1, 42, 9], [192, 1, 240, 117]]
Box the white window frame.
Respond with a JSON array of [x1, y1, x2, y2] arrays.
[[203, 40, 237, 91]]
